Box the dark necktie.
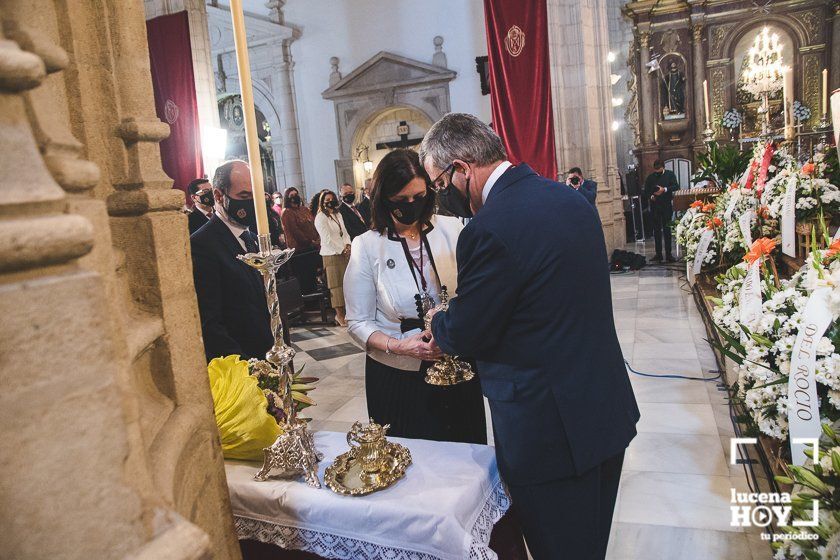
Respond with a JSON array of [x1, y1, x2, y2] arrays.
[[240, 231, 259, 254]]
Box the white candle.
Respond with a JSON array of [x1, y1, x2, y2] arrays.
[[822, 69, 829, 115], [229, 0, 270, 238], [702, 79, 711, 126]]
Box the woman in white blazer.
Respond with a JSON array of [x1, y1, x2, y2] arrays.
[[314, 190, 351, 326], [343, 149, 486, 444]]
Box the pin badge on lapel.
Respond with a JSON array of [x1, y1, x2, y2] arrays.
[[386, 259, 396, 269]]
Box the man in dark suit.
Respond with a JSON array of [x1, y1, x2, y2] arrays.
[[190, 160, 272, 362], [356, 178, 372, 225], [338, 182, 368, 239], [565, 166, 598, 208], [419, 113, 639, 560], [643, 159, 679, 262], [186, 177, 214, 235]]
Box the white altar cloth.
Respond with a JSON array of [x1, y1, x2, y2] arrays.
[[226, 431, 510, 560]]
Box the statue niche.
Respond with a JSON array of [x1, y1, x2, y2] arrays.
[[655, 54, 689, 144], [658, 58, 686, 119]]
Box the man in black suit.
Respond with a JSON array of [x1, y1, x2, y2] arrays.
[[356, 178, 372, 226], [643, 159, 679, 262], [419, 113, 639, 560], [190, 160, 272, 362], [338, 182, 368, 239], [186, 178, 214, 235]]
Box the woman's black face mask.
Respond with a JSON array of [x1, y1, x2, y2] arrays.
[[385, 194, 428, 225]]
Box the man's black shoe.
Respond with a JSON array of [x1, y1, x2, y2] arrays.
[[666, 255, 676, 263], [651, 255, 663, 263]]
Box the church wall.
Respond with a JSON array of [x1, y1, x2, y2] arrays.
[[283, 0, 492, 192]]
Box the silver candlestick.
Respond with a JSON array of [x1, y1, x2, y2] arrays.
[[240, 235, 321, 487]]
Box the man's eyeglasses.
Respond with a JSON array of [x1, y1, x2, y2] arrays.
[[429, 163, 455, 193]]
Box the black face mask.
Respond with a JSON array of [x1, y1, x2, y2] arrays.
[[386, 195, 428, 225], [569, 176, 581, 186], [226, 196, 257, 228], [342, 193, 356, 204], [289, 194, 301, 206], [437, 178, 473, 219], [325, 199, 339, 210], [198, 191, 215, 207]]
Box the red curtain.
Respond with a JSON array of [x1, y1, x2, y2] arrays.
[[483, 0, 557, 180], [146, 12, 203, 201]]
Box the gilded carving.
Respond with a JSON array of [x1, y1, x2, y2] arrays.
[[802, 54, 821, 124], [659, 29, 681, 53], [692, 24, 703, 43], [625, 39, 641, 147], [639, 30, 650, 50], [792, 9, 822, 45], [710, 67, 726, 138], [708, 23, 735, 59]]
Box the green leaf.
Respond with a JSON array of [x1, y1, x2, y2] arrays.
[[832, 450, 840, 476], [775, 475, 795, 485]]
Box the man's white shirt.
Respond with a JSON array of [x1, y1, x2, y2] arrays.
[[481, 161, 513, 204]]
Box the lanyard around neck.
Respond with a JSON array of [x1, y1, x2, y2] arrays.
[[397, 233, 441, 297]]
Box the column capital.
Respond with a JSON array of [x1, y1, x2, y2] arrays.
[[639, 30, 650, 50], [691, 22, 704, 42]]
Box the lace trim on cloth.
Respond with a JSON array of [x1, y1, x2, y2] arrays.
[[234, 480, 511, 560]]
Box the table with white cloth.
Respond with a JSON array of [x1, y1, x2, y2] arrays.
[[226, 431, 525, 560]]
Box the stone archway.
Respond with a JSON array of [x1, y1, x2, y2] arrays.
[[349, 105, 435, 188], [322, 51, 456, 187]]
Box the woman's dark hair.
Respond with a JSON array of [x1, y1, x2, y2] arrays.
[[283, 186, 300, 209], [309, 189, 327, 216], [370, 149, 435, 234]]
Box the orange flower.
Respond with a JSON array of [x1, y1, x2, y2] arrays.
[[729, 182, 739, 191], [825, 239, 840, 259], [690, 200, 704, 209], [702, 203, 716, 213], [802, 162, 815, 175], [757, 206, 770, 219], [706, 217, 723, 230], [744, 237, 777, 265]]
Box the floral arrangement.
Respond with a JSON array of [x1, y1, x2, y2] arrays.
[[248, 358, 318, 424], [675, 201, 720, 266], [772, 423, 840, 560], [762, 155, 840, 224], [722, 108, 744, 129], [711, 241, 840, 441], [792, 100, 811, 123], [208, 355, 318, 461]]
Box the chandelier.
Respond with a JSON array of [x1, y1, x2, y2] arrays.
[[742, 27, 787, 98]]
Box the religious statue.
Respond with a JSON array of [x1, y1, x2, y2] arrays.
[[659, 61, 686, 118]]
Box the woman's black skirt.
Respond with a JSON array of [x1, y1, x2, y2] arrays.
[[365, 355, 487, 445]]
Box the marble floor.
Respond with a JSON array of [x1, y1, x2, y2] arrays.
[[289, 240, 769, 560]]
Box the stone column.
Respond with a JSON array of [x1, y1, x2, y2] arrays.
[[547, 0, 626, 253], [638, 25, 655, 146], [692, 21, 706, 147], [0, 1, 240, 558], [832, 4, 840, 93], [265, 39, 305, 190], [185, 0, 221, 132]]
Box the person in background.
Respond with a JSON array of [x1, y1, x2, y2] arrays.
[[314, 190, 351, 326], [643, 159, 679, 262], [357, 178, 372, 225], [344, 148, 486, 444], [281, 186, 322, 294], [271, 192, 283, 216], [265, 192, 284, 248], [190, 160, 272, 362], [565, 167, 597, 208], [339, 182, 368, 240], [187, 178, 214, 235]]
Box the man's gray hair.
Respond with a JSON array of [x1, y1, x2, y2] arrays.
[[419, 113, 507, 171], [211, 159, 247, 196]]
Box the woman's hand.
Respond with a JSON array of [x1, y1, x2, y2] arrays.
[[393, 332, 443, 361], [343, 244, 351, 256]]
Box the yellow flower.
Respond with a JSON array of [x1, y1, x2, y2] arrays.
[[208, 355, 282, 461]]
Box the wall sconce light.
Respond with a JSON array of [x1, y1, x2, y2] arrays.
[[607, 51, 616, 63], [363, 160, 373, 174], [612, 96, 624, 107], [611, 120, 622, 131]]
